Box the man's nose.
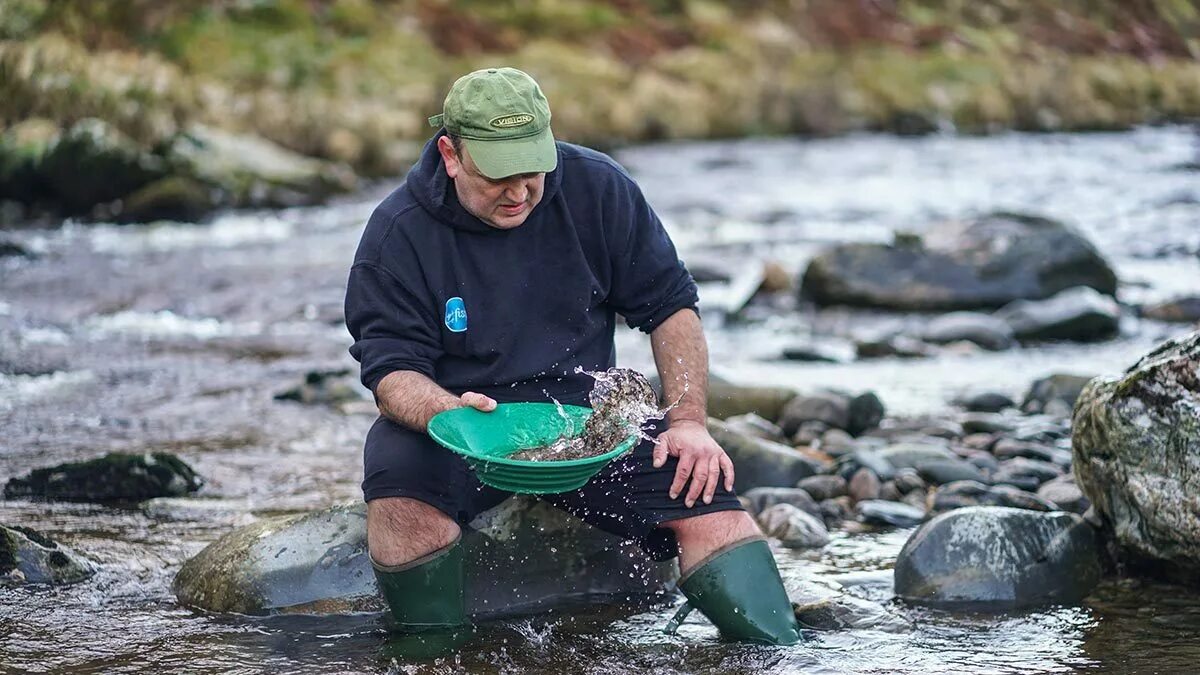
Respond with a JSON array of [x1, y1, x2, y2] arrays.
[[504, 182, 528, 203]]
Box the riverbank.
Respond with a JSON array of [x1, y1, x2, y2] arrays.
[[2, 0, 1199, 223]]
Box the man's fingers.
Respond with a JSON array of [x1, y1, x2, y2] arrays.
[[684, 458, 709, 508], [719, 453, 735, 492], [702, 455, 720, 505], [669, 454, 695, 500], [461, 391, 497, 412], [652, 439, 670, 469]]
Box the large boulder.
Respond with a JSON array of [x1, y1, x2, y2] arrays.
[[1072, 330, 1200, 580], [894, 506, 1102, 605], [174, 498, 677, 616], [4, 452, 203, 503], [706, 383, 797, 422], [757, 503, 831, 548], [707, 418, 822, 489], [800, 213, 1117, 311], [1, 525, 94, 585]]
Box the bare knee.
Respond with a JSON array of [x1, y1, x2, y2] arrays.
[[663, 510, 761, 573], [367, 497, 460, 567]]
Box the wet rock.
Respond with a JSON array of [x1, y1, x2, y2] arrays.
[[986, 485, 1055, 512], [0, 237, 33, 258], [996, 286, 1121, 342], [848, 467, 881, 502], [857, 500, 925, 528], [963, 449, 1000, 474], [843, 448, 896, 482], [722, 412, 787, 443], [1140, 296, 1200, 323], [706, 383, 796, 422], [1, 525, 94, 586], [792, 420, 830, 446], [797, 475, 848, 502], [38, 118, 166, 215], [779, 392, 850, 436], [992, 439, 1072, 468], [920, 312, 1015, 350], [916, 459, 988, 486], [274, 369, 367, 407], [959, 412, 1017, 434], [1037, 476, 1090, 514], [819, 497, 853, 525], [174, 499, 676, 615], [893, 468, 926, 494], [742, 487, 822, 520], [847, 392, 886, 436], [878, 442, 956, 469], [1022, 373, 1096, 414], [708, 418, 822, 490], [758, 504, 831, 549], [1072, 330, 1200, 580], [991, 457, 1063, 487], [799, 212, 1117, 311], [855, 334, 935, 359], [961, 432, 997, 450], [781, 341, 853, 363], [879, 481, 902, 502], [954, 392, 1016, 413], [4, 452, 203, 503], [818, 428, 858, 455], [793, 594, 909, 632], [894, 506, 1102, 606]]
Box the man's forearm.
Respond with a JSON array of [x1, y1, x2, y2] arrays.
[[375, 370, 464, 431], [650, 308, 708, 426]]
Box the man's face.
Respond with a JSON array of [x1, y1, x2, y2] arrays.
[[438, 136, 546, 230]]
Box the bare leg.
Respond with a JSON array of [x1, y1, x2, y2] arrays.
[[662, 510, 763, 574], [367, 497, 461, 566]]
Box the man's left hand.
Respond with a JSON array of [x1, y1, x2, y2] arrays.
[[652, 420, 735, 508]]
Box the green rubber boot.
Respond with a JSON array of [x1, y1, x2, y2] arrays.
[[372, 535, 467, 631], [664, 537, 801, 645]]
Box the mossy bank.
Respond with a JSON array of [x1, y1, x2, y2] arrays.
[[2, 0, 1198, 223]]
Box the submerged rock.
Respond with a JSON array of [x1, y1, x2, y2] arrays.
[[800, 213, 1117, 311], [1140, 296, 1200, 324], [1072, 330, 1200, 580], [274, 369, 366, 407], [757, 503, 831, 548], [894, 506, 1102, 606], [996, 286, 1121, 342], [4, 452, 203, 503], [1, 525, 94, 586], [708, 418, 822, 489], [856, 500, 925, 528], [174, 498, 676, 615]]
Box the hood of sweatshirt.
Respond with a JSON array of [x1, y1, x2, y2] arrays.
[[405, 130, 565, 234]]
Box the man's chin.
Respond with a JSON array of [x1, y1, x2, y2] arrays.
[[486, 210, 530, 230]]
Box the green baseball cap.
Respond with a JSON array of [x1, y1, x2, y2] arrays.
[[428, 67, 558, 179]]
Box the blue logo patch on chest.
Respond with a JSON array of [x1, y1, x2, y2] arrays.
[[444, 296, 468, 332]]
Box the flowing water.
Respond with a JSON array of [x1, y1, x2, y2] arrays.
[[2, 127, 1199, 673]]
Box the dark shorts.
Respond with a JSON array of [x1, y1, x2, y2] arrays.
[[362, 416, 744, 562]]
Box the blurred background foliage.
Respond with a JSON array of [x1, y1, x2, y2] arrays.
[[2, 0, 1198, 179]]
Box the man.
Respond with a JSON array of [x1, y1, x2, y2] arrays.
[[344, 67, 799, 645]]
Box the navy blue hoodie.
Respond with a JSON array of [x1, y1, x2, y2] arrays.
[[344, 133, 698, 408]]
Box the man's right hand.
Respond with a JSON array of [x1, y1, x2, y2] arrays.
[[459, 391, 497, 412]]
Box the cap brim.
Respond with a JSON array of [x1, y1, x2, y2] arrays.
[[464, 126, 558, 179]]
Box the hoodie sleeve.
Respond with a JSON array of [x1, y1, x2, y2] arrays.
[[345, 260, 442, 392], [606, 174, 699, 333]]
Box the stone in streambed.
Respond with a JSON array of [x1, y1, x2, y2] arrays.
[[959, 412, 1018, 434], [1, 525, 94, 586], [856, 334, 936, 359], [894, 506, 1102, 606], [991, 457, 1063, 487], [877, 442, 956, 469], [779, 392, 850, 436], [799, 212, 1117, 311], [920, 312, 1015, 350], [723, 413, 786, 443], [856, 500, 925, 528], [792, 594, 910, 632], [4, 452, 203, 503], [705, 383, 797, 422], [1072, 330, 1200, 581], [741, 487, 822, 520], [848, 392, 886, 436], [996, 286, 1121, 342], [1021, 373, 1096, 415], [797, 475, 847, 502], [757, 503, 831, 549], [954, 391, 1016, 413], [708, 418, 821, 490], [848, 467, 881, 502], [274, 369, 367, 407], [916, 459, 988, 486], [174, 498, 676, 615], [1139, 296, 1200, 324], [1037, 476, 1089, 514]]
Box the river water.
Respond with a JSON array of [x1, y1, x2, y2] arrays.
[[1, 127, 1198, 673]]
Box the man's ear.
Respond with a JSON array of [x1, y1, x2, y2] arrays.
[[437, 136, 461, 179]]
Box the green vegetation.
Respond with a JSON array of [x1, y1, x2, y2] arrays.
[[1, 0, 1197, 220]]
